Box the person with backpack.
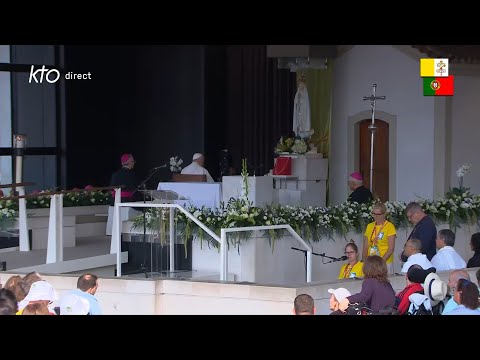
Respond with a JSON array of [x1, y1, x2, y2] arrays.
[[395, 265, 436, 315], [408, 272, 447, 315]]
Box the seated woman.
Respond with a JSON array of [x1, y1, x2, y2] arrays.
[[338, 255, 396, 314], [338, 241, 364, 279], [443, 278, 480, 315]]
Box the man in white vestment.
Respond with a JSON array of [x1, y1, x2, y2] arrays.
[[292, 79, 311, 138], [181, 153, 215, 183]]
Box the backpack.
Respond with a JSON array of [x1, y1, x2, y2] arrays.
[[407, 292, 446, 315], [346, 302, 374, 315]]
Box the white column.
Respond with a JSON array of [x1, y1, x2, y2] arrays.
[[110, 188, 121, 254], [169, 207, 175, 273], [46, 194, 64, 263], [17, 186, 30, 251], [306, 250, 312, 283], [114, 202, 122, 277], [220, 229, 228, 281]]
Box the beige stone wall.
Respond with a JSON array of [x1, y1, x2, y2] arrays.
[[2, 268, 477, 315]]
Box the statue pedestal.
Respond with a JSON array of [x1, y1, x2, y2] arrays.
[[269, 154, 328, 207], [222, 176, 274, 207]]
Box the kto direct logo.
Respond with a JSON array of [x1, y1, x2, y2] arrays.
[[29, 65, 92, 83]]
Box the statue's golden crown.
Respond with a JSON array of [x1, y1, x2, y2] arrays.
[[297, 72, 307, 84]]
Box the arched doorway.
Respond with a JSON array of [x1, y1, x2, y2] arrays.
[[359, 119, 389, 202]]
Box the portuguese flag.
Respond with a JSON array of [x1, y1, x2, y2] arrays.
[[423, 76, 454, 96]]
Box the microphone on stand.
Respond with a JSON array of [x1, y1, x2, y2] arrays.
[[151, 164, 168, 170], [291, 247, 307, 253], [318, 253, 347, 262], [291, 248, 347, 262]]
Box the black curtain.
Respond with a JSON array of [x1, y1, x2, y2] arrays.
[[225, 45, 296, 175], [64, 45, 205, 189]]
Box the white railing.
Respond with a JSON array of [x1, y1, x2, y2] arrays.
[[113, 194, 312, 282], [112, 199, 221, 277]]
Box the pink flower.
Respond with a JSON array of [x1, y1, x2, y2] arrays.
[[85, 185, 95, 191]]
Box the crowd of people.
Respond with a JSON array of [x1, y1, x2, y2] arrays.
[[8, 162, 476, 315], [292, 173, 480, 315], [0, 271, 101, 315]]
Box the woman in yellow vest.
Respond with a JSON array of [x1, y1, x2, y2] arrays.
[[338, 241, 364, 279], [362, 202, 396, 274]]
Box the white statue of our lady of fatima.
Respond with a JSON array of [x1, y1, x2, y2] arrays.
[[292, 73, 312, 139]]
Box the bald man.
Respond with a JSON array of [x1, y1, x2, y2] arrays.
[[442, 269, 471, 315], [181, 153, 214, 183]]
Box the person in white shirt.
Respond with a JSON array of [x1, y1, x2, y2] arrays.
[[401, 238, 434, 273], [431, 229, 466, 272], [181, 153, 214, 183]]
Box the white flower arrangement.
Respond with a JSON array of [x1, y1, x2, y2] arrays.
[[131, 185, 480, 248], [456, 163, 472, 178], [291, 138, 308, 154], [0, 207, 16, 231], [169, 156, 184, 173], [274, 136, 308, 154], [456, 163, 472, 188]]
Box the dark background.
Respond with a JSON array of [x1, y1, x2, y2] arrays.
[[64, 45, 296, 189]]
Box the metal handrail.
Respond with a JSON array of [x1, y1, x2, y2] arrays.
[[113, 202, 220, 277], [113, 201, 312, 282]]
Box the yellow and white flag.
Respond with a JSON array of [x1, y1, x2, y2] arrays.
[[420, 58, 449, 77]]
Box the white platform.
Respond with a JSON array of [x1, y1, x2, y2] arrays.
[[25, 205, 109, 242], [222, 176, 273, 207], [157, 182, 222, 209], [12, 216, 76, 249]]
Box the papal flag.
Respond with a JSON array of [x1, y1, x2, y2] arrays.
[[423, 76, 454, 96], [420, 58, 449, 77]]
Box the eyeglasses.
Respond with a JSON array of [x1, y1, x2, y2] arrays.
[[372, 212, 384, 216], [407, 210, 417, 220], [344, 251, 356, 255]]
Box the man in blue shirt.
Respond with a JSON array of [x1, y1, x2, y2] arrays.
[[61, 273, 102, 315]]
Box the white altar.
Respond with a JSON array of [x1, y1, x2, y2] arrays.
[[221, 176, 273, 207], [270, 153, 328, 207], [157, 182, 222, 209]]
